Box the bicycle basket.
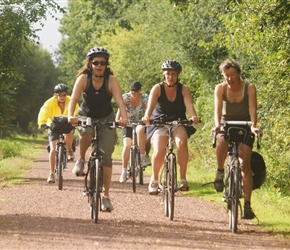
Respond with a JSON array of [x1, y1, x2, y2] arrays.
[[251, 151, 266, 190], [50, 116, 74, 134], [224, 125, 248, 143]]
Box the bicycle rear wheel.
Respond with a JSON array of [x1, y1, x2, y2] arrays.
[[168, 153, 175, 221], [130, 147, 137, 193], [57, 146, 64, 190]]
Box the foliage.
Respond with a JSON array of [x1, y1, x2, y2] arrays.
[[0, 0, 65, 135]]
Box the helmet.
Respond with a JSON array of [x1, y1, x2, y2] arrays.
[[86, 47, 110, 60], [161, 60, 182, 73], [54, 83, 68, 93]]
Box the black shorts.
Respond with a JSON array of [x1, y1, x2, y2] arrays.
[[122, 126, 147, 140], [220, 130, 255, 148]]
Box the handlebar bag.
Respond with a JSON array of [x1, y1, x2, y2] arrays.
[[224, 125, 249, 143], [50, 116, 74, 134]]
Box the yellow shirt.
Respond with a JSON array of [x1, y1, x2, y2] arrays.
[[37, 95, 79, 127]]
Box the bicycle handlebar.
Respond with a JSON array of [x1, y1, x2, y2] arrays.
[[212, 121, 262, 149], [148, 118, 194, 126], [76, 118, 120, 128]]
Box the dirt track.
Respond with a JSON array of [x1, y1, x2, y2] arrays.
[[0, 147, 289, 249]]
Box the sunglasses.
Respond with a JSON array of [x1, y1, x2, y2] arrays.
[[57, 94, 67, 97], [92, 61, 107, 66]]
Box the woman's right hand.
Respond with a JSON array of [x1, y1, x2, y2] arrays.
[[68, 116, 78, 125]]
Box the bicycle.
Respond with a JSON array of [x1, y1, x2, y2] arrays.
[[150, 118, 195, 221], [42, 116, 74, 190], [212, 121, 261, 233], [124, 122, 144, 193], [77, 118, 119, 223]]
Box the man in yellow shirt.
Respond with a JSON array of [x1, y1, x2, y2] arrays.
[[38, 83, 79, 183]]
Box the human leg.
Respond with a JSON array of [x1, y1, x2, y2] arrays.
[[214, 134, 228, 192], [149, 130, 168, 194], [65, 130, 75, 161], [120, 137, 131, 183]]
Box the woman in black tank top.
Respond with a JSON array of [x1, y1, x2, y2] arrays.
[[142, 60, 200, 195], [68, 47, 128, 212]]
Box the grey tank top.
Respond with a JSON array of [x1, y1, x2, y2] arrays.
[[221, 82, 250, 123]]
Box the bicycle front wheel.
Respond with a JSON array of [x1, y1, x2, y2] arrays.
[[89, 158, 100, 223], [229, 165, 239, 233], [130, 147, 137, 193], [168, 153, 175, 221], [57, 146, 64, 190]]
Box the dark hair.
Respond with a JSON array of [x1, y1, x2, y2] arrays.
[[219, 59, 241, 74]]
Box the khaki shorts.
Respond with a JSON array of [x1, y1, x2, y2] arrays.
[[151, 127, 169, 140], [76, 109, 117, 167]]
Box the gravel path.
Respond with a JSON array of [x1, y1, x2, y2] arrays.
[[0, 147, 289, 249]]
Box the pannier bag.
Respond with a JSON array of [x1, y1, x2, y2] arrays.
[[251, 151, 266, 190], [50, 116, 74, 134]]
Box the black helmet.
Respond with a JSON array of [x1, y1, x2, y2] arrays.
[[161, 60, 182, 73], [86, 47, 110, 60], [54, 83, 68, 93]]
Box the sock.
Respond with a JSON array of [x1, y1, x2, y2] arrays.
[[217, 169, 224, 172], [244, 201, 251, 207]]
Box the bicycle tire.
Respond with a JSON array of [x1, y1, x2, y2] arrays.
[[57, 146, 64, 190], [130, 147, 137, 193], [168, 153, 175, 221], [230, 159, 239, 233], [93, 158, 101, 223], [138, 148, 143, 185], [163, 163, 169, 217]]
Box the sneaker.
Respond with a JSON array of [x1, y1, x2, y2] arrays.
[[144, 154, 151, 166], [101, 196, 113, 212], [243, 203, 256, 219], [72, 159, 85, 176], [214, 170, 224, 192], [221, 189, 227, 202], [119, 170, 127, 183], [148, 176, 158, 195], [180, 179, 190, 191], [67, 150, 75, 162], [47, 172, 55, 183]]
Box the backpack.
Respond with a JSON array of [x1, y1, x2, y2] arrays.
[[251, 151, 266, 190]]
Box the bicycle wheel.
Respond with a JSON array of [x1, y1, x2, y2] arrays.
[[92, 159, 101, 223], [57, 146, 64, 190], [230, 161, 239, 233], [168, 153, 175, 221], [138, 148, 143, 185], [162, 163, 169, 217], [130, 147, 137, 193]]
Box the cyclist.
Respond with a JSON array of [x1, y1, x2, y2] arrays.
[[213, 59, 260, 219], [116, 81, 150, 183], [68, 47, 128, 212], [142, 60, 200, 195], [38, 83, 79, 183]]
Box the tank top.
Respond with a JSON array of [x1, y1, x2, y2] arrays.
[[151, 82, 186, 121], [221, 82, 250, 123], [80, 73, 113, 119]]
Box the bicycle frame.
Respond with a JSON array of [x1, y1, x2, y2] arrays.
[[212, 120, 261, 233], [151, 119, 193, 221], [79, 118, 119, 223], [126, 123, 142, 193]]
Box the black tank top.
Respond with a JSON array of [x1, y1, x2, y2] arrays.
[[80, 73, 113, 119], [151, 82, 186, 121]]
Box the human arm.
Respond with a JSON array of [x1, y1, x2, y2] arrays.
[[68, 74, 86, 124], [109, 76, 128, 126], [214, 84, 223, 130], [37, 98, 53, 128], [182, 85, 199, 124], [142, 84, 160, 124], [248, 83, 259, 135]]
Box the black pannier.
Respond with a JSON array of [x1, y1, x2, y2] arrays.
[[50, 116, 74, 134]]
